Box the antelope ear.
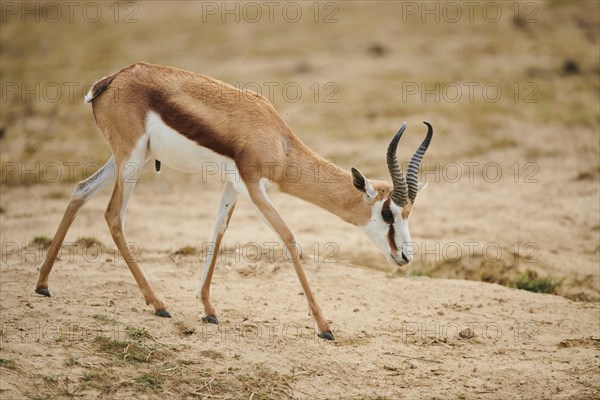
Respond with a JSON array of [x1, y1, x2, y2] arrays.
[[351, 167, 377, 202], [417, 182, 428, 192]]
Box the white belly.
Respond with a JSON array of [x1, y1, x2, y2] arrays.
[[146, 110, 238, 176], [144, 111, 278, 202]]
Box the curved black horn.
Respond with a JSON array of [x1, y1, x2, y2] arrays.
[[406, 121, 433, 203], [387, 122, 408, 207]]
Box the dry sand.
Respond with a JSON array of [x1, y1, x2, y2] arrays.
[[1, 1, 599, 399]]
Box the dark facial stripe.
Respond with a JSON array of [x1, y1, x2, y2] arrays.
[[382, 197, 398, 254], [387, 223, 398, 253]]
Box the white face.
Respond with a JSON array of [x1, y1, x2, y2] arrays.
[[360, 197, 414, 266], [351, 167, 427, 267]]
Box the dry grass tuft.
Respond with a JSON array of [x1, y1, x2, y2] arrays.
[[31, 235, 52, 249], [0, 358, 17, 370], [76, 236, 105, 249], [174, 321, 196, 336], [173, 245, 198, 256]]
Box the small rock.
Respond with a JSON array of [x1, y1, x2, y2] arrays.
[[367, 43, 387, 57], [563, 59, 581, 75], [459, 328, 475, 339], [295, 62, 312, 73]]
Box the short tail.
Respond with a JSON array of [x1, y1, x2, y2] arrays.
[[84, 74, 116, 103]]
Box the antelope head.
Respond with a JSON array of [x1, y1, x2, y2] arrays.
[[351, 121, 433, 266]]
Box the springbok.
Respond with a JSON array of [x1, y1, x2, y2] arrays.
[[35, 63, 432, 340]]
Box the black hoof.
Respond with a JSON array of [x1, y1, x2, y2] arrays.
[[35, 288, 51, 297], [155, 309, 172, 318], [318, 331, 335, 341], [202, 315, 219, 324]]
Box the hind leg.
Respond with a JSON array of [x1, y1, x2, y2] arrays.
[[35, 157, 116, 296], [104, 136, 170, 316]]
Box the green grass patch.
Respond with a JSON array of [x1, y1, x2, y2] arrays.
[[407, 261, 437, 277], [31, 236, 52, 249], [126, 326, 152, 340], [515, 270, 564, 294], [0, 358, 16, 369]]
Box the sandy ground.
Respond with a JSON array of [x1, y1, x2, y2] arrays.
[[0, 179, 599, 399], [1, 1, 599, 399]]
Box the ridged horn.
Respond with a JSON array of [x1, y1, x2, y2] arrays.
[[406, 121, 433, 203], [387, 122, 408, 207]]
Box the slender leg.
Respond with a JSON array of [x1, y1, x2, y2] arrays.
[[197, 181, 238, 324], [245, 183, 334, 340], [104, 138, 170, 317], [35, 157, 116, 296]]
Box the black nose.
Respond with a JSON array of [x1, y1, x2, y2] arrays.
[[401, 252, 410, 263]]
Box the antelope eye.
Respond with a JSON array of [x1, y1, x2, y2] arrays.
[[381, 209, 394, 224]]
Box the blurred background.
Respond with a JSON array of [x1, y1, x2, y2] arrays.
[[1, 1, 599, 300]]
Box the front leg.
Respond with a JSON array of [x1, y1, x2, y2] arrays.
[[198, 181, 238, 324], [245, 183, 334, 340]]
